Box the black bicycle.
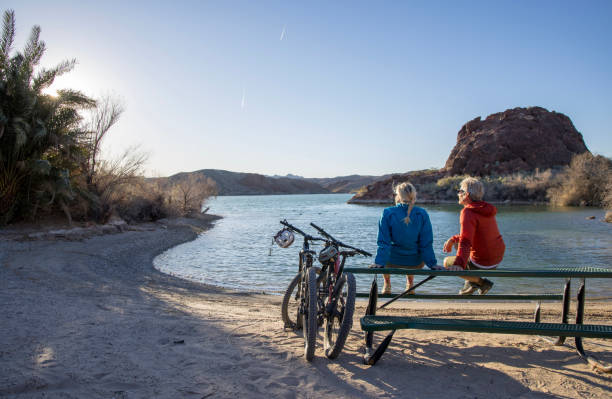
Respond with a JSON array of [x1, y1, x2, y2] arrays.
[[279, 220, 371, 360], [309, 222, 371, 359], [277, 220, 326, 361]]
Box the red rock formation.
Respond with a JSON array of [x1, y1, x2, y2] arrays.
[[444, 107, 589, 176], [348, 106, 590, 204]]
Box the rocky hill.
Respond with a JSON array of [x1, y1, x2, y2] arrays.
[[444, 107, 588, 175], [164, 169, 330, 196], [349, 107, 590, 204]]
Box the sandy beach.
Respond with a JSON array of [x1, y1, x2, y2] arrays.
[[1, 217, 611, 398]]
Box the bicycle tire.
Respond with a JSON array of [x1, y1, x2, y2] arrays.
[[281, 267, 321, 330], [324, 272, 356, 359], [281, 273, 302, 330], [303, 267, 318, 361]]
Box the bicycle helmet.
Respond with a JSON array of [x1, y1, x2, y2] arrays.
[[274, 228, 295, 248], [318, 245, 338, 264]]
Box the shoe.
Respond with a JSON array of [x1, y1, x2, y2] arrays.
[[478, 279, 494, 295], [382, 282, 391, 295], [459, 280, 479, 295]]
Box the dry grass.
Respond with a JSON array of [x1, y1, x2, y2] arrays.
[[547, 153, 612, 207]]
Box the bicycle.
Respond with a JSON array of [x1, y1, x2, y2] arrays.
[[277, 220, 326, 361], [309, 222, 371, 359], [278, 220, 371, 360]]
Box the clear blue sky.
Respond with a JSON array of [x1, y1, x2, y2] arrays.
[[7, 1, 612, 177]]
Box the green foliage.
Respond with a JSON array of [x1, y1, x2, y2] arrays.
[[0, 9, 95, 223]]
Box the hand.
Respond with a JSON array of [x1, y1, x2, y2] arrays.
[[444, 265, 464, 272], [443, 238, 457, 253], [429, 265, 445, 271], [368, 263, 384, 269]]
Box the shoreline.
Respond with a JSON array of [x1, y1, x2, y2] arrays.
[[348, 198, 553, 206], [1, 216, 611, 397]]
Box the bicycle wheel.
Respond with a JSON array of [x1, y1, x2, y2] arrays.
[[324, 272, 356, 359], [281, 267, 321, 330], [281, 273, 302, 330], [302, 267, 318, 361]]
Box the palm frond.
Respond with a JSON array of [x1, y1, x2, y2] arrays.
[[22, 25, 45, 69], [32, 59, 76, 92], [56, 89, 96, 108], [12, 117, 29, 154], [0, 9, 15, 73]]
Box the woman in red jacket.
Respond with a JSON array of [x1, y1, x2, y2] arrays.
[[443, 177, 505, 295]]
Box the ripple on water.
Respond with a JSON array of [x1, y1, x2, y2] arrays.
[[153, 195, 612, 297]]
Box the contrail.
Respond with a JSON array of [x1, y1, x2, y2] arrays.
[[241, 88, 246, 109], [280, 25, 286, 41]]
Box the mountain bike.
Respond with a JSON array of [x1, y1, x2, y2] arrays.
[[279, 220, 371, 360], [309, 222, 371, 359], [277, 220, 326, 361]]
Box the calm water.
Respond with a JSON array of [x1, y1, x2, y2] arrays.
[[154, 194, 612, 298]]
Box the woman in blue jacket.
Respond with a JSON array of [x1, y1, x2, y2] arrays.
[[370, 182, 437, 294]]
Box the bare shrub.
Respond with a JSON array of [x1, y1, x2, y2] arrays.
[[83, 95, 125, 186], [110, 174, 217, 222], [603, 178, 612, 210], [425, 170, 559, 203], [167, 174, 217, 216], [82, 145, 149, 222], [547, 153, 612, 207]]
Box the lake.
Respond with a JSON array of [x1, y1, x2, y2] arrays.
[[153, 194, 612, 298]]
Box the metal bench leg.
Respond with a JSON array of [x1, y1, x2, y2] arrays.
[[363, 277, 395, 365], [574, 278, 612, 373], [536, 278, 570, 345]]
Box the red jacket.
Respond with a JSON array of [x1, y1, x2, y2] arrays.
[[451, 201, 505, 268]]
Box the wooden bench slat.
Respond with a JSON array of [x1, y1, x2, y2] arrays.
[[355, 293, 563, 300], [361, 316, 612, 339]]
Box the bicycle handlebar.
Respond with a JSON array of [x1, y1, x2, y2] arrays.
[[280, 220, 326, 242], [310, 222, 372, 257]]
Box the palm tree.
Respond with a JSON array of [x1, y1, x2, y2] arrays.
[[0, 9, 95, 223]]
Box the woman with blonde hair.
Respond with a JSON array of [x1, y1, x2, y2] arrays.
[[370, 182, 438, 294]]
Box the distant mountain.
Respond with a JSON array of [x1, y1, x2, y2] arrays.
[[305, 175, 391, 193], [268, 173, 305, 179], [262, 173, 389, 193], [162, 169, 329, 196]]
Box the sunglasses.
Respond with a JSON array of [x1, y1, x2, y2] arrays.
[[457, 189, 466, 195]]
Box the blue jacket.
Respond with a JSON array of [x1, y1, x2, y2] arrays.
[[374, 204, 437, 268]]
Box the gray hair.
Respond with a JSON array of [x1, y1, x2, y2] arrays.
[[461, 177, 484, 201], [394, 182, 417, 224]]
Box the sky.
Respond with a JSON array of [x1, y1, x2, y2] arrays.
[[5, 1, 612, 178]]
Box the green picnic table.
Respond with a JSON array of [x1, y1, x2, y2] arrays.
[[344, 266, 612, 373]]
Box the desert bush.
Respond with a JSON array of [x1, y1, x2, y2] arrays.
[[108, 178, 168, 222], [547, 153, 612, 207], [423, 171, 558, 202], [83, 144, 149, 222], [166, 174, 217, 216], [110, 175, 217, 222], [603, 179, 612, 210]]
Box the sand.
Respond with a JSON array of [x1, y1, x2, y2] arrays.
[[1, 216, 611, 398]]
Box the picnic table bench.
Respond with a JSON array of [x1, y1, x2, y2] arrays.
[[343, 266, 612, 373]]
